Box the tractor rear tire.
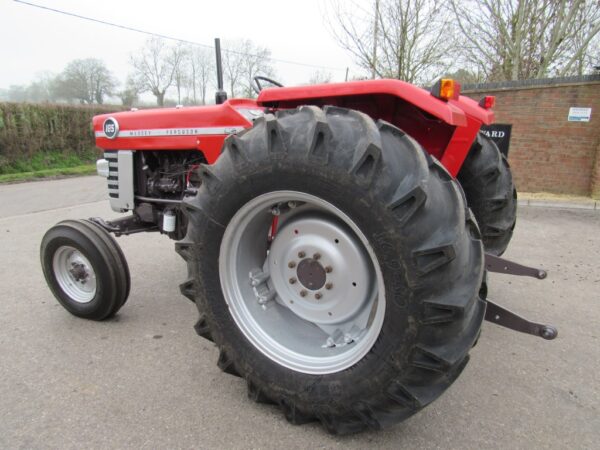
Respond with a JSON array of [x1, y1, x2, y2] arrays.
[[457, 132, 517, 256], [177, 106, 485, 434], [41, 219, 130, 320]]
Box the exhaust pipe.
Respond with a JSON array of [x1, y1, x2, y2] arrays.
[[214, 38, 227, 104]]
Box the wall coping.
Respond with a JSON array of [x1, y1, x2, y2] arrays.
[[462, 74, 600, 93]]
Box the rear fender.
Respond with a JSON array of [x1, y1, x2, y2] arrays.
[[258, 79, 475, 168], [442, 95, 495, 176], [258, 81, 497, 177]]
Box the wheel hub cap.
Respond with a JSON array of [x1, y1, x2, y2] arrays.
[[268, 214, 372, 325], [296, 258, 326, 290]]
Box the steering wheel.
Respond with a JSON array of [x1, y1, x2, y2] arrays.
[[252, 76, 284, 95]]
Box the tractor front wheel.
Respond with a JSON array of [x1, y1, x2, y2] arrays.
[[41, 219, 130, 320], [178, 106, 485, 434]]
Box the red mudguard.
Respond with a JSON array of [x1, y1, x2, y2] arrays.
[[257, 79, 468, 127]]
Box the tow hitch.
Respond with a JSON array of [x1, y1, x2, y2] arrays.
[[484, 254, 558, 340]]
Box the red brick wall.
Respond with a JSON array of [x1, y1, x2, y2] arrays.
[[592, 141, 600, 198], [463, 81, 600, 196]]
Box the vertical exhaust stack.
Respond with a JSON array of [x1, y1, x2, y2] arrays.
[[215, 38, 228, 104]]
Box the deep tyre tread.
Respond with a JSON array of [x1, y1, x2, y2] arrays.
[[82, 219, 131, 309], [193, 314, 214, 342], [458, 132, 517, 255], [180, 106, 485, 434], [40, 219, 130, 320]]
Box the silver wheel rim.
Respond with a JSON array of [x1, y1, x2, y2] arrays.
[[219, 191, 386, 375], [52, 246, 97, 303]]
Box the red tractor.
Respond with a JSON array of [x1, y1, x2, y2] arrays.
[[40, 40, 555, 434]]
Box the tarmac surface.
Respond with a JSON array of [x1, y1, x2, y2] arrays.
[[0, 176, 599, 449]]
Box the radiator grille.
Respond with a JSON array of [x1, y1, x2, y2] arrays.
[[104, 151, 119, 199], [103, 150, 134, 212]]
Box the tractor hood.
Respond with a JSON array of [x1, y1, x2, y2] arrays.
[[92, 99, 260, 162]]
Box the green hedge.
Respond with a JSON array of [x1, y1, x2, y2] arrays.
[[0, 102, 123, 175]]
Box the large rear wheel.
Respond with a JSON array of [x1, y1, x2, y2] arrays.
[[178, 106, 485, 434], [458, 132, 517, 256]]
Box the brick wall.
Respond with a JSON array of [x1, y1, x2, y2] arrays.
[[463, 77, 600, 196]]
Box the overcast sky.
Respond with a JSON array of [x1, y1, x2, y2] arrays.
[[0, 0, 361, 91]]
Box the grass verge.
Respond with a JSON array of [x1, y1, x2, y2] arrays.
[[0, 164, 96, 183]]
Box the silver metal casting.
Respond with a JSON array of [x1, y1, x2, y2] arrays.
[[219, 191, 385, 375], [52, 246, 97, 303]]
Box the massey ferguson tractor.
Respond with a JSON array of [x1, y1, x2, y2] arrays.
[[40, 39, 556, 434]]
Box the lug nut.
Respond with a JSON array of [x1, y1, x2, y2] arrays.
[[325, 283, 333, 290], [315, 292, 322, 300], [298, 251, 306, 258], [288, 261, 296, 268], [313, 253, 321, 260], [289, 277, 297, 284], [300, 290, 307, 297], [325, 266, 333, 273]]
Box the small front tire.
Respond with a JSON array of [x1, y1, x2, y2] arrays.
[[41, 219, 130, 320]]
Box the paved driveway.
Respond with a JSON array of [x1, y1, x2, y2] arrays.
[[0, 176, 598, 448]]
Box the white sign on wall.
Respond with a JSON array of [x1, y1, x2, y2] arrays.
[[567, 107, 592, 122]]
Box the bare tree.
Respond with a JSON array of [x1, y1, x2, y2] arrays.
[[449, 0, 600, 81], [222, 39, 275, 98], [308, 70, 333, 84], [55, 58, 116, 104], [171, 44, 189, 105], [117, 76, 140, 107], [222, 42, 244, 98], [1, 72, 61, 103], [565, 4, 600, 75], [130, 37, 185, 106], [444, 68, 486, 84], [327, 0, 456, 83], [188, 46, 214, 105], [4, 85, 27, 102]]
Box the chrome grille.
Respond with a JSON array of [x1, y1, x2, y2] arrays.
[[104, 151, 119, 199], [103, 150, 134, 212]]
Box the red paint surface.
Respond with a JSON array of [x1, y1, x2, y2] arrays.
[[93, 99, 259, 164], [93, 80, 493, 175]]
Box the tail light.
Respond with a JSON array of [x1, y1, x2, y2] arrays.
[[479, 96, 496, 109], [431, 78, 461, 101]]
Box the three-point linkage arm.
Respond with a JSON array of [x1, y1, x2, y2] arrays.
[[483, 254, 558, 340]]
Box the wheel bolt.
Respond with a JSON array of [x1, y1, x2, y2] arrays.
[[315, 292, 322, 300], [325, 266, 333, 273], [325, 283, 333, 290], [313, 252, 321, 260], [288, 261, 296, 268], [298, 251, 306, 258], [289, 277, 297, 284], [300, 290, 307, 297]]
